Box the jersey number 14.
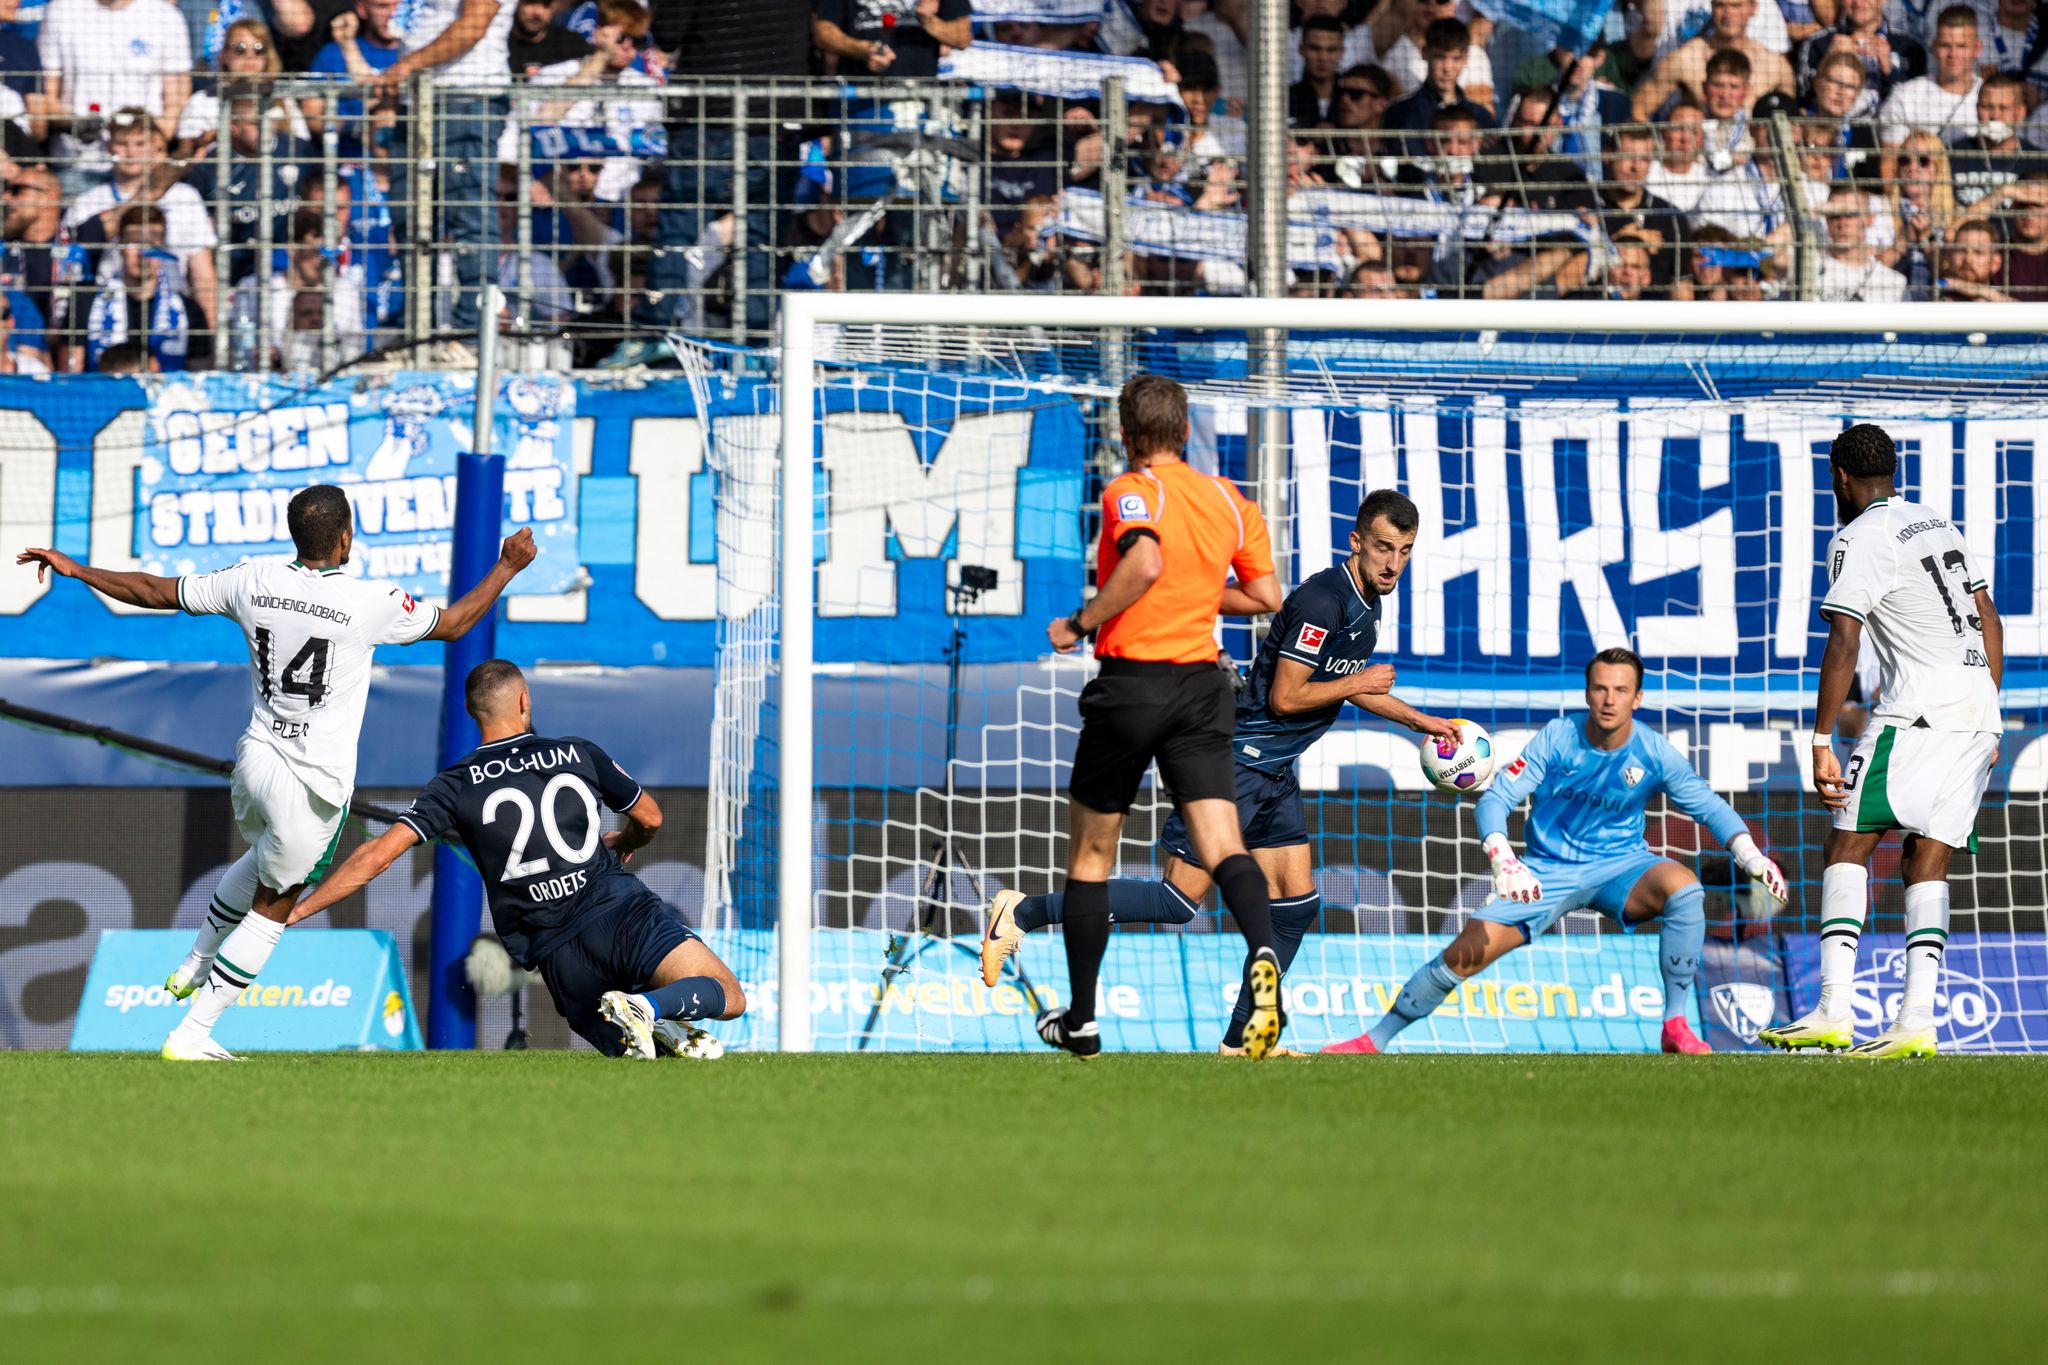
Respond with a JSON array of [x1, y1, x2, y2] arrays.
[[254, 629, 333, 708]]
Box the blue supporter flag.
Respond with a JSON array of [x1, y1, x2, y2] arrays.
[[1470, 0, 1615, 52]]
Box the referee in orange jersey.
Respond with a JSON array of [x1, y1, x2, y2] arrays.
[[1039, 374, 1288, 1058]]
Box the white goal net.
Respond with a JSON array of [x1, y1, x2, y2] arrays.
[[693, 298, 2048, 1055]]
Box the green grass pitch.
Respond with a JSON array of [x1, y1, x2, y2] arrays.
[[3, 1053, 2044, 1362]]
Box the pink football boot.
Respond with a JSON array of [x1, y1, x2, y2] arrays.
[[1661, 1018, 1712, 1055]]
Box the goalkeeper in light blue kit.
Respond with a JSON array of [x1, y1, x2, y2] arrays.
[[1324, 647, 1788, 1056]]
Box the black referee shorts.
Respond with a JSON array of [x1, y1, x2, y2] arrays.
[[1069, 659, 1236, 815]]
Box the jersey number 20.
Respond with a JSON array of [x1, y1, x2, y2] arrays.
[[481, 774, 601, 882]]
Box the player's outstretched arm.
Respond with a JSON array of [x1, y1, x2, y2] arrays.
[[1267, 656, 1395, 716], [16, 547, 180, 610], [1048, 534, 1161, 652], [286, 823, 421, 926], [1219, 572, 1283, 617], [1651, 732, 1789, 909], [1810, 612, 1863, 810], [1471, 725, 1554, 903], [1351, 691, 1459, 748], [426, 527, 538, 641], [1978, 589, 2004, 689], [602, 790, 663, 863]]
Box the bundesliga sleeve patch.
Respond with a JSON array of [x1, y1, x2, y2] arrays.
[[1116, 493, 1151, 521], [1504, 757, 1527, 779], [400, 592, 417, 614], [1295, 623, 1328, 654]]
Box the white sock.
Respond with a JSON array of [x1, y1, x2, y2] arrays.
[[173, 913, 284, 1040], [1816, 862, 1869, 1020], [1899, 881, 1949, 1030], [180, 852, 260, 975]]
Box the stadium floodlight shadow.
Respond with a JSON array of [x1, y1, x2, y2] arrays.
[[856, 565, 1046, 1047]]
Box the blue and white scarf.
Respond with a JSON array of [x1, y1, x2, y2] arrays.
[[86, 272, 189, 371]]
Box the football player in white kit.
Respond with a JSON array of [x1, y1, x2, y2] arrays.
[[1762, 424, 2004, 1058], [19, 485, 535, 1059]]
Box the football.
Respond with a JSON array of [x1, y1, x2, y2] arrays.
[[1420, 720, 1495, 793]]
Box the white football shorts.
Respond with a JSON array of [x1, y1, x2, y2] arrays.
[[230, 735, 349, 891], [1833, 724, 1998, 850]]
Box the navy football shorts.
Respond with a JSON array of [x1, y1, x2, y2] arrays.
[[536, 884, 699, 1055], [1157, 761, 1307, 866]]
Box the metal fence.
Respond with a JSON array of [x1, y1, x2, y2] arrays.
[[13, 71, 2048, 376]]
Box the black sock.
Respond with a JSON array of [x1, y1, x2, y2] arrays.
[[1060, 878, 1111, 1027], [1214, 853, 1273, 955]]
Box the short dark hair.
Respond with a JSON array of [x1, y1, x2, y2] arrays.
[[1341, 62, 1393, 96], [1830, 423, 1898, 479], [1432, 105, 1481, 130], [1983, 71, 2029, 100], [286, 484, 352, 560], [1118, 373, 1189, 456], [465, 659, 527, 720], [1936, 3, 1978, 31], [1424, 17, 1470, 54], [96, 339, 149, 374], [1704, 48, 1751, 81], [1356, 489, 1419, 537], [1301, 14, 1345, 38], [1585, 646, 1645, 689], [117, 202, 167, 238]]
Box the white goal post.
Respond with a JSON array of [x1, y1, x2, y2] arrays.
[[771, 295, 2048, 1052]]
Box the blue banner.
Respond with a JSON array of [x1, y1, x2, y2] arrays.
[[1696, 933, 1791, 1050], [697, 928, 1691, 1053], [529, 123, 666, 164], [1280, 399, 2048, 698], [1784, 932, 2048, 1052], [70, 929, 422, 1052], [3, 372, 1085, 667], [5, 361, 2047, 687], [134, 372, 581, 599], [1471, 0, 1615, 51]]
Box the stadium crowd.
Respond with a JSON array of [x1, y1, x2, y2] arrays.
[[1, 0, 2046, 373]]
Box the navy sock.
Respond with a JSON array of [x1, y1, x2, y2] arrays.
[[1018, 879, 1199, 932], [638, 976, 727, 1022], [1015, 893, 1056, 933], [1060, 879, 1111, 1027], [1213, 853, 1273, 954], [1224, 891, 1319, 1047]]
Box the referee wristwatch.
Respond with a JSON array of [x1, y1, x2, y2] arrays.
[[1066, 611, 1093, 639]]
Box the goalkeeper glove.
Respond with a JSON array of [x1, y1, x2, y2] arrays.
[[1729, 832, 1788, 910], [1482, 832, 1542, 904]]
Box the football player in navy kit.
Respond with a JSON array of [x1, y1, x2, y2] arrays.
[[980, 490, 1460, 1054], [286, 659, 746, 1059]]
